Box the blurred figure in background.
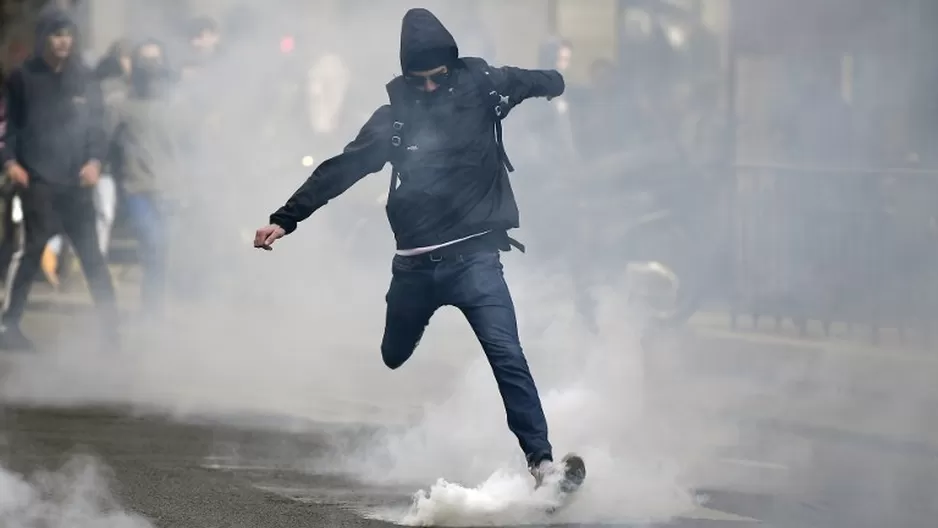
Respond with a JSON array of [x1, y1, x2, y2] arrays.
[[172, 15, 227, 299], [507, 36, 578, 251], [0, 65, 13, 280], [0, 7, 118, 351], [111, 39, 185, 318], [517, 37, 577, 165], [182, 15, 221, 77], [93, 38, 134, 254], [176, 15, 225, 150], [573, 58, 651, 162], [306, 52, 351, 143], [42, 38, 132, 286], [178, 15, 230, 158], [0, 40, 31, 285]]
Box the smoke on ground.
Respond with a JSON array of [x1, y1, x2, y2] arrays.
[[0, 455, 154, 528]]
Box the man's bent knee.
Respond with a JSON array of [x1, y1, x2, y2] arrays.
[[380, 332, 422, 370], [380, 304, 429, 370], [381, 344, 408, 370]]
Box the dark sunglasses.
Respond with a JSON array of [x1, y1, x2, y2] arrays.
[[404, 68, 450, 88]]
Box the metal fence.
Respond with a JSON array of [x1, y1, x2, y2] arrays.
[[730, 164, 938, 344]]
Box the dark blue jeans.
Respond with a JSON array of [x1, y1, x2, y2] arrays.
[[382, 249, 553, 466], [124, 193, 168, 314]]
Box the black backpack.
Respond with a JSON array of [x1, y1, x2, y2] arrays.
[[384, 58, 525, 252]]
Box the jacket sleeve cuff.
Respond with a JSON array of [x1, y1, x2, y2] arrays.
[[86, 149, 106, 166], [551, 71, 566, 98], [0, 149, 13, 167], [269, 215, 297, 235]]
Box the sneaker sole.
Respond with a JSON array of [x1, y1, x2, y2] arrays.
[[560, 453, 586, 493]]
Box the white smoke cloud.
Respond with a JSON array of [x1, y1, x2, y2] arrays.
[[2, 2, 932, 527], [0, 456, 154, 528]]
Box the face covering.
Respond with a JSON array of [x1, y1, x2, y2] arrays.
[[131, 58, 171, 97]]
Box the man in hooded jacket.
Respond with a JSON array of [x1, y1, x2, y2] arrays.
[[255, 9, 585, 489], [0, 7, 117, 351]]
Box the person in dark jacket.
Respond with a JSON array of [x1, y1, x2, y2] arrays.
[[42, 38, 133, 287], [0, 8, 118, 351], [254, 8, 585, 490], [112, 39, 187, 317], [92, 37, 133, 255], [0, 74, 15, 280]]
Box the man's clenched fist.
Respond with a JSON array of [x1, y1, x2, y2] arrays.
[[254, 224, 286, 251]]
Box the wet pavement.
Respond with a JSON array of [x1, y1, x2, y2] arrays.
[[2, 402, 937, 528], [1, 307, 938, 527], [0, 406, 755, 528]]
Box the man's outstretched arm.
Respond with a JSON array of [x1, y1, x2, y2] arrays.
[[487, 64, 565, 109], [268, 105, 393, 235]]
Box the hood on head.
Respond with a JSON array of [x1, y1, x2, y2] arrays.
[[94, 38, 131, 79], [399, 8, 458, 73], [129, 38, 174, 96], [34, 6, 77, 56]]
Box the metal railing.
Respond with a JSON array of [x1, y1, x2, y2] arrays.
[[730, 163, 938, 345]]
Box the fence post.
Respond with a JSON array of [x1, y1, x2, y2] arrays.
[[725, 0, 739, 330]]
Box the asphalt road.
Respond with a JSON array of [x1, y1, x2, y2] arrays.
[[1, 304, 937, 527]]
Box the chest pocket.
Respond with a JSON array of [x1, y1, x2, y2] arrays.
[[29, 79, 88, 128], [70, 94, 90, 123]]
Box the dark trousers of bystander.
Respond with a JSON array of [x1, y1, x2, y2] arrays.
[[0, 182, 118, 350], [0, 192, 18, 279], [124, 192, 168, 316]]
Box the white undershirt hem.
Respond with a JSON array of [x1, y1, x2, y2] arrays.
[[395, 230, 491, 256]]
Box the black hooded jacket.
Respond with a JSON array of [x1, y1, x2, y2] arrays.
[[270, 8, 565, 250], [0, 8, 106, 185]]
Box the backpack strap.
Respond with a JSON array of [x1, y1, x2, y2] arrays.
[[459, 58, 515, 173], [385, 76, 412, 195], [383, 65, 526, 254], [460, 59, 524, 253]]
